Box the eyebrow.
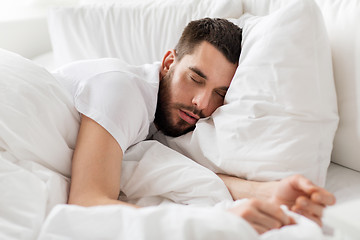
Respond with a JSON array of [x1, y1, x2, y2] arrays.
[[189, 66, 207, 80]]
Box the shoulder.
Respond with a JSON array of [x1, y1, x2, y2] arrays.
[[53, 58, 127, 81], [79, 61, 160, 100], [74, 61, 161, 148]]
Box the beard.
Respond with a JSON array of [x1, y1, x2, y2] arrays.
[[154, 68, 203, 137]]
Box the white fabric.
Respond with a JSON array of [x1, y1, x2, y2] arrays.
[[323, 163, 360, 240], [325, 163, 360, 205], [0, 49, 78, 178], [0, 158, 46, 240], [240, 0, 360, 174], [38, 201, 326, 240], [38, 203, 259, 240], [0, 48, 328, 240], [261, 206, 323, 240], [323, 199, 360, 240], [32, 51, 56, 71], [0, 48, 77, 239], [156, 0, 338, 187], [121, 140, 234, 207], [53, 58, 160, 152], [47, 0, 243, 67]]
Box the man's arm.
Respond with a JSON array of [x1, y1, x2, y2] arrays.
[[68, 114, 138, 208], [67, 114, 311, 234], [218, 174, 336, 226], [218, 174, 276, 200]]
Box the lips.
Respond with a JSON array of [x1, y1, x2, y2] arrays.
[[179, 109, 199, 125]]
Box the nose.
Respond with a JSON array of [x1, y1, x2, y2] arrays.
[[192, 89, 212, 112]]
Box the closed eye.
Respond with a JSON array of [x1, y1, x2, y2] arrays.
[[189, 74, 204, 84], [215, 86, 228, 98], [215, 90, 226, 98]]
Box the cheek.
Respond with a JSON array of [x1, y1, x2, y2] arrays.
[[206, 98, 224, 116], [171, 74, 194, 104]]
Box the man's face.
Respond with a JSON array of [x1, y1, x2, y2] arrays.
[[155, 41, 238, 137]]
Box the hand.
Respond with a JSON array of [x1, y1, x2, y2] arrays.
[[270, 174, 336, 226], [228, 198, 295, 234]]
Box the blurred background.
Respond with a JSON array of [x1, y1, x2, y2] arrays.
[[0, 0, 79, 60]]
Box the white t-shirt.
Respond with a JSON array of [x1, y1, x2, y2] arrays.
[[53, 58, 160, 152]]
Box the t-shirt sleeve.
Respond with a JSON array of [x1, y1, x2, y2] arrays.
[[74, 71, 153, 152]]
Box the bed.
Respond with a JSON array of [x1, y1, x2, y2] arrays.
[[1, 0, 360, 239]]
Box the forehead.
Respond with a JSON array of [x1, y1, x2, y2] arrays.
[[179, 41, 237, 87]]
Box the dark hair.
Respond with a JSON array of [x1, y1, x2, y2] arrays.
[[174, 18, 242, 64]]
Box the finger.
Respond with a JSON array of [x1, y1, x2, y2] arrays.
[[256, 200, 292, 226], [291, 206, 323, 226], [306, 214, 322, 226], [289, 216, 297, 225], [251, 209, 283, 230], [243, 199, 289, 230], [290, 175, 318, 195], [295, 196, 324, 218], [230, 200, 284, 233], [290, 175, 337, 207], [311, 190, 336, 206], [253, 224, 269, 235], [241, 200, 284, 229]]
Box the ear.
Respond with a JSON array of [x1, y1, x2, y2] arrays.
[[160, 49, 176, 78]]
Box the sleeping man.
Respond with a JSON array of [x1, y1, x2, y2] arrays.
[[53, 18, 335, 234]]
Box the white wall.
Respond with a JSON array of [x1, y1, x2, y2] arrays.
[[0, 17, 50, 59], [0, 1, 79, 58]]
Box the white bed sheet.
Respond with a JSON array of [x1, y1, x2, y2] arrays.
[[323, 163, 360, 239], [325, 162, 360, 204]]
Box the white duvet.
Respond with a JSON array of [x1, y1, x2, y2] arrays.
[[0, 44, 327, 239]]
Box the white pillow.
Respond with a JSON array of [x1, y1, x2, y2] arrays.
[[156, 0, 339, 187], [48, 0, 243, 67], [234, 0, 360, 177]]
